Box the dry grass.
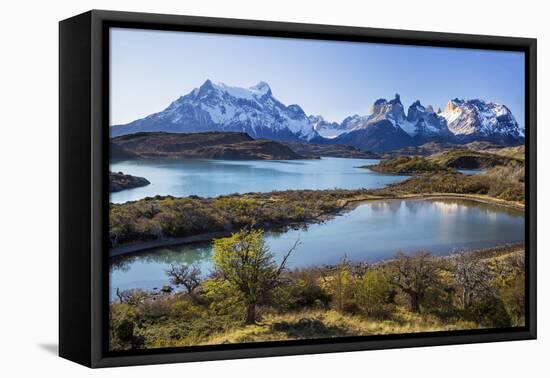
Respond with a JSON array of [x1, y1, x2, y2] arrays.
[[201, 309, 480, 346]]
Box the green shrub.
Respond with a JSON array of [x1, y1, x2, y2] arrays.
[[109, 303, 143, 350], [273, 270, 330, 311], [325, 258, 357, 313], [465, 297, 512, 328], [354, 269, 395, 319]]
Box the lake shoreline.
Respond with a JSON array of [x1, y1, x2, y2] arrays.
[[109, 156, 407, 204], [316, 242, 525, 273], [343, 192, 525, 212], [109, 193, 524, 258]]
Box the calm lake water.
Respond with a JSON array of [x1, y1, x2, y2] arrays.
[[110, 198, 524, 298], [110, 157, 409, 203]]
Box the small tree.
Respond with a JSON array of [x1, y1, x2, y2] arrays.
[[326, 256, 354, 313], [354, 269, 393, 318], [115, 288, 151, 306], [452, 251, 493, 309], [388, 251, 440, 313], [165, 264, 202, 303], [212, 229, 297, 324]]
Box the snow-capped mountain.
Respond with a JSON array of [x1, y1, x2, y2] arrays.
[[366, 94, 408, 126], [309, 115, 347, 139], [406, 100, 449, 138], [333, 119, 413, 152], [110, 80, 318, 141], [328, 94, 452, 151], [341, 114, 368, 130], [440, 98, 524, 141], [110, 79, 523, 152], [328, 94, 522, 151], [330, 95, 416, 152], [343, 94, 449, 137]]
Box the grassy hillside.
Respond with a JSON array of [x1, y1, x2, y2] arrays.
[[373, 167, 524, 203], [489, 145, 525, 161], [363, 156, 451, 174], [109, 243, 524, 351], [369, 149, 521, 174], [428, 149, 521, 169], [364, 147, 524, 203]]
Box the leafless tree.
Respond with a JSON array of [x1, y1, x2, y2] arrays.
[[165, 264, 202, 302], [452, 251, 493, 309], [388, 251, 440, 313], [115, 288, 150, 306]]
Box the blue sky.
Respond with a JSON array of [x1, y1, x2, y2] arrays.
[[110, 28, 525, 128]]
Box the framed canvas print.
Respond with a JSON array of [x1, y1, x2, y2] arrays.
[[59, 10, 537, 368]]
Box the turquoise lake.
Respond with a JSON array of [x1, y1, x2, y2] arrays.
[[109, 157, 409, 203]]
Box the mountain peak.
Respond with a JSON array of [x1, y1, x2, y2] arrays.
[[196, 79, 215, 96], [250, 81, 272, 96], [410, 100, 424, 110], [441, 98, 522, 139], [287, 104, 306, 117], [445, 99, 460, 113], [390, 93, 402, 105], [369, 94, 406, 125], [112, 80, 318, 141], [196, 80, 275, 101], [405, 100, 448, 137]]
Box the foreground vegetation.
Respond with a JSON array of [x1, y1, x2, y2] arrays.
[[110, 230, 525, 350]]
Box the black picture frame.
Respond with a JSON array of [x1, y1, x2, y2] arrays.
[[59, 9, 537, 368]]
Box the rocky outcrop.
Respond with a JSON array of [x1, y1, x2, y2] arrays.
[[110, 171, 150, 192], [368, 94, 407, 125]]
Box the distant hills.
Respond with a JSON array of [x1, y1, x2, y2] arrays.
[[110, 131, 382, 160], [110, 80, 524, 152], [110, 132, 306, 160]]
